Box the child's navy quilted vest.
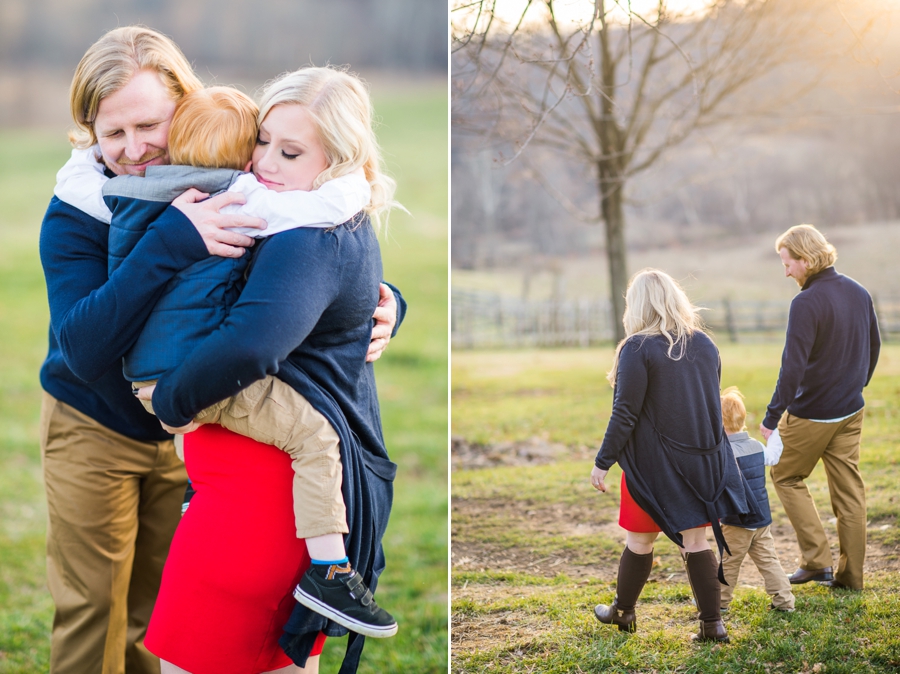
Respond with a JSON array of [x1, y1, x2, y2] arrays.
[[103, 165, 250, 381]]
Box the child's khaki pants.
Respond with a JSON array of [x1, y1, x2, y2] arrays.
[[136, 376, 347, 539], [720, 524, 795, 610]]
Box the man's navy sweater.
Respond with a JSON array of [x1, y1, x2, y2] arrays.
[[763, 267, 880, 430], [39, 196, 208, 441]]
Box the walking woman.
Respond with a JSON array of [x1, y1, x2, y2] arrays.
[[589, 269, 757, 643]]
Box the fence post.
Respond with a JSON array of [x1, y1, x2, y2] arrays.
[[723, 297, 738, 343]]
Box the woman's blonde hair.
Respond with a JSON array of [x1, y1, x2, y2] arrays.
[[69, 25, 203, 148], [720, 386, 747, 434], [168, 87, 259, 170], [607, 269, 705, 386], [775, 224, 837, 277], [257, 66, 400, 231]]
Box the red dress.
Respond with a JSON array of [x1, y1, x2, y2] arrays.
[[145, 425, 326, 673], [618, 472, 710, 533], [618, 472, 663, 533]]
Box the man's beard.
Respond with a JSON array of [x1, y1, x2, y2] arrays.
[[112, 150, 167, 175]]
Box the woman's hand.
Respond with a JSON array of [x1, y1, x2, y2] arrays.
[[590, 466, 609, 492], [366, 283, 397, 363], [172, 188, 267, 258], [135, 384, 201, 435]]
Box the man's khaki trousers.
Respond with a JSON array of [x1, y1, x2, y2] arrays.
[[771, 410, 866, 589], [40, 394, 187, 674]]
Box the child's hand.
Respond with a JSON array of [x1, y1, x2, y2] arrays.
[[764, 428, 784, 466], [135, 384, 155, 401], [160, 419, 202, 435], [590, 466, 609, 492]]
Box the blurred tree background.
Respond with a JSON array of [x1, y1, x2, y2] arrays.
[[0, 0, 447, 125], [450, 0, 900, 327]]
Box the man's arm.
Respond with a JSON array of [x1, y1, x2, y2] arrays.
[[762, 299, 817, 430], [867, 295, 881, 386], [40, 199, 209, 381]]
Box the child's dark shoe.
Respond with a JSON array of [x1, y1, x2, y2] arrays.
[[294, 565, 398, 638]]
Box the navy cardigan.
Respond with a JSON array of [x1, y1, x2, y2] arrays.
[[150, 222, 396, 673], [594, 332, 757, 567], [763, 267, 880, 429]]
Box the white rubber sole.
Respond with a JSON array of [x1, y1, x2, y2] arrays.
[[293, 585, 398, 638]]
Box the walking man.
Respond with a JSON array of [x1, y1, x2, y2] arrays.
[[760, 224, 880, 591]]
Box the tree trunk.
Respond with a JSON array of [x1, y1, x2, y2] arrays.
[[596, 1, 627, 343], [601, 177, 627, 343]]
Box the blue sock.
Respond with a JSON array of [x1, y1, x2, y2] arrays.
[[310, 557, 352, 580], [311, 557, 350, 566]]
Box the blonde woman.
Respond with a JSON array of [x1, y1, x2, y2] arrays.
[[589, 269, 757, 643], [133, 67, 403, 674]]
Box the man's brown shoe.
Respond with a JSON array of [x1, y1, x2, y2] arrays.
[[821, 580, 861, 591], [788, 567, 833, 584]]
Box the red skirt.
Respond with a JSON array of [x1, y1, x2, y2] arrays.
[[145, 425, 326, 673], [618, 472, 663, 533], [618, 472, 710, 533]]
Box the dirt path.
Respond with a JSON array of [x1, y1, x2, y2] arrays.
[[452, 437, 900, 587], [452, 496, 900, 586]]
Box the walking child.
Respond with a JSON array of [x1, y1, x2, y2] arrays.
[[720, 387, 795, 612]]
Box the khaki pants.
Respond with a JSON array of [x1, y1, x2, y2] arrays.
[[137, 376, 347, 539], [771, 410, 866, 589], [40, 393, 187, 674], [720, 524, 795, 610]]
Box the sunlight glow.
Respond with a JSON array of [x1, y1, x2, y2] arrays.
[[453, 0, 725, 35]]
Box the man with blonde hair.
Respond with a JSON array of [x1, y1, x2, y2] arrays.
[[40, 26, 266, 674], [759, 224, 880, 591]]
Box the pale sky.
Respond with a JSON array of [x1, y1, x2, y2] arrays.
[[454, 0, 900, 32], [455, 0, 726, 32]]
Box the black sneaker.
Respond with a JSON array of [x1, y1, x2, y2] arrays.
[[181, 481, 196, 516], [293, 567, 398, 638]]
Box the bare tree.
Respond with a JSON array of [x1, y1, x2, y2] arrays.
[[452, 0, 872, 341]]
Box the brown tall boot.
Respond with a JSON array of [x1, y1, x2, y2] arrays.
[[684, 549, 729, 643], [594, 547, 654, 633]]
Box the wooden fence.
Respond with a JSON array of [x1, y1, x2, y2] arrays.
[[451, 290, 900, 349]]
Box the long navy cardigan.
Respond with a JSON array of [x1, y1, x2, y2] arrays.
[[594, 332, 758, 568], [150, 222, 397, 673]]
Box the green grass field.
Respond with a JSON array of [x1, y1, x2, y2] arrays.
[[0, 84, 448, 673], [452, 343, 900, 673]]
